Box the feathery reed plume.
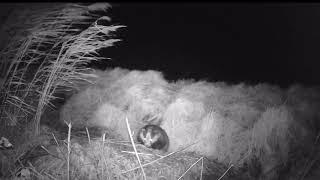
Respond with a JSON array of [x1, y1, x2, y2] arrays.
[[0, 3, 124, 135]]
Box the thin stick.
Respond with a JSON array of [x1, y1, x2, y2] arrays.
[[40, 145, 62, 160], [121, 150, 156, 157], [125, 117, 146, 180], [217, 164, 234, 180], [300, 132, 320, 180], [200, 157, 204, 180], [122, 141, 198, 174], [102, 133, 106, 145], [51, 133, 66, 161], [44, 172, 58, 180], [85, 127, 91, 144], [101, 133, 108, 179], [51, 133, 60, 146], [27, 162, 44, 179], [178, 157, 203, 180], [66, 122, 72, 180]]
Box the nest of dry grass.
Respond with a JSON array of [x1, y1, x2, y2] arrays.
[[0, 117, 246, 180]]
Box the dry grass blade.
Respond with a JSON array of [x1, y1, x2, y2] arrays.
[[0, 3, 122, 135], [125, 116, 147, 180], [43, 171, 58, 180], [217, 164, 234, 180], [40, 145, 61, 160], [200, 157, 204, 180], [100, 133, 108, 178], [300, 132, 320, 180], [66, 122, 71, 180], [86, 127, 91, 144], [27, 162, 44, 179], [178, 157, 204, 180], [121, 150, 156, 157], [122, 141, 199, 174], [51, 133, 67, 161]]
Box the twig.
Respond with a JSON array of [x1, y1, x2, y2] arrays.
[[85, 127, 91, 144], [300, 132, 320, 180], [178, 157, 203, 180], [200, 157, 204, 180], [101, 133, 108, 178], [27, 162, 44, 178], [121, 150, 157, 157], [217, 164, 234, 180], [44, 172, 58, 180], [122, 141, 199, 174], [51, 133, 66, 161], [40, 145, 62, 160], [66, 122, 72, 180], [125, 116, 146, 180]]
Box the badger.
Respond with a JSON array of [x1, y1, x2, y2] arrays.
[[137, 124, 169, 152]]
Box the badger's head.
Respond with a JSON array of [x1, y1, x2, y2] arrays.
[[139, 127, 161, 148]]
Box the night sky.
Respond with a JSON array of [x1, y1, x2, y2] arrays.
[[98, 3, 320, 88]]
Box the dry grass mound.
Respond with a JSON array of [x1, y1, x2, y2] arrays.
[[1, 120, 245, 180], [1, 3, 320, 180]]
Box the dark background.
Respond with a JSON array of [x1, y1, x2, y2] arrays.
[[99, 3, 320, 88], [1, 3, 319, 88]]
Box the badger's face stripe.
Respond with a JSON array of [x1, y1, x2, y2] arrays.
[[139, 129, 151, 147], [145, 131, 153, 147], [140, 128, 160, 147]]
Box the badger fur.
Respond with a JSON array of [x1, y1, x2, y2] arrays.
[[137, 124, 169, 151]]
